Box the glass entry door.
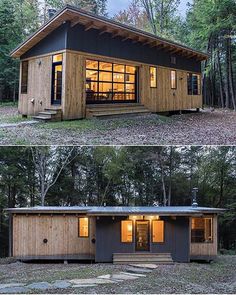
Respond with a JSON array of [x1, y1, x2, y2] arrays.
[[136, 221, 150, 251]]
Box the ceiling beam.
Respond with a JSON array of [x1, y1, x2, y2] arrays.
[[99, 26, 109, 35], [122, 35, 130, 42], [111, 30, 121, 39], [84, 21, 95, 31], [70, 18, 80, 28]]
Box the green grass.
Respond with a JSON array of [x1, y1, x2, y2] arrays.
[[0, 101, 18, 107], [0, 115, 29, 124], [39, 119, 97, 131]]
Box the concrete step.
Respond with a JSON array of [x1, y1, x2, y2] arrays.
[[113, 253, 173, 265], [87, 103, 143, 109], [33, 109, 62, 122], [38, 111, 58, 116], [32, 116, 52, 122]]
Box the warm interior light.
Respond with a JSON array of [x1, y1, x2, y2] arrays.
[[127, 224, 132, 231]]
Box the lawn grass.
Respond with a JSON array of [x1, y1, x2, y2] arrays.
[[0, 101, 18, 107]]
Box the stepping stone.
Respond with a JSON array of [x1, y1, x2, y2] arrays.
[[0, 286, 28, 294], [0, 284, 25, 290], [97, 274, 123, 282], [129, 264, 158, 269], [69, 278, 115, 285], [72, 284, 97, 288], [109, 273, 139, 281], [27, 282, 53, 290], [52, 280, 71, 289], [120, 272, 146, 277], [126, 266, 153, 274]]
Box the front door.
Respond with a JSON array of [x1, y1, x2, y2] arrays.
[[135, 220, 150, 251]]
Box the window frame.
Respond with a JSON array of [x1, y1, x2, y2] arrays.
[[21, 61, 29, 94], [51, 54, 63, 105], [121, 220, 133, 243], [86, 59, 137, 103], [191, 217, 213, 244], [152, 220, 165, 243], [171, 70, 177, 90], [78, 217, 89, 238], [150, 66, 157, 88], [187, 73, 201, 95]]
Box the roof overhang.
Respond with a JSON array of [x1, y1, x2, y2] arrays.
[[11, 5, 209, 61]]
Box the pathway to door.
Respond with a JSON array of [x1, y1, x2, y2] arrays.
[[0, 264, 158, 293]]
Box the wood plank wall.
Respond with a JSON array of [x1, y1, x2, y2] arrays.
[[19, 50, 202, 119], [62, 52, 86, 119], [190, 215, 218, 257], [12, 214, 96, 257]]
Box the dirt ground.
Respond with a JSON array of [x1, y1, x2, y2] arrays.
[[0, 255, 235, 293], [0, 106, 236, 145]]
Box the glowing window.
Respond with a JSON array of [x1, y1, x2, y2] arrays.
[[191, 217, 213, 243], [152, 220, 164, 242], [150, 67, 157, 88], [53, 54, 63, 63], [121, 220, 133, 243], [171, 70, 177, 89], [79, 217, 89, 237]]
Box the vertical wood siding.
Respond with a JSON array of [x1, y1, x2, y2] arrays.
[[12, 214, 95, 257]]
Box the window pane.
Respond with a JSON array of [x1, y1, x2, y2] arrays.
[[192, 74, 198, 95], [125, 74, 135, 83], [21, 61, 29, 94], [126, 84, 135, 92], [53, 54, 63, 63], [121, 220, 133, 242], [53, 65, 62, 101], [99, 62, 112, 71], [171, 70, 177, 89], [79, 217, 89, 237], [113, 73, 125, 83], [99, 71, 112, 82], [99, 82, 112, 92], [86, 60, 98, 70], [86, 70, 98, 81], [187, 73, 192, 95], [126, 65, 136, 74], [113, 83, 125, 92], [150, 67, 157, 88], [114, 64, 125, 73], [113, 93, 125, 100], [126, 93, 135, 100], [191, 217, 213, 243], [152, 220, 164, 242], [86, 81, 98, 92]]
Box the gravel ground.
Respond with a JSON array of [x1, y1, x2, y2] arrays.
[[0, 255, 235, 293], [0, 106, 236, 145]]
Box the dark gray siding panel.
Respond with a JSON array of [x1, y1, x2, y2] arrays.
[[21, 23, 68, 59], [95, 216, 190, 263], [95, 216, 134, 262], [67, 24, 201, 73]]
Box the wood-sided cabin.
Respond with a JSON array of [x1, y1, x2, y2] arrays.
[[6, 206, 224, 263], [10, 5, 208, 120]]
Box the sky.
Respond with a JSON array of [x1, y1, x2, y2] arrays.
[[107, 0, 191, 17]]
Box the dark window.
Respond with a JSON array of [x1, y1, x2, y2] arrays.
[[86, 59, 137, 103], [191, 217, 213, 243], [51, 54, 63, 105], [21, 61, 28, 94], [171, 56, 176, 64], [171, 70, 177, 89], [187, 73, 201, 95]]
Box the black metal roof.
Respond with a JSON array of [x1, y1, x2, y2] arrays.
[[6, 206, 225, 215]]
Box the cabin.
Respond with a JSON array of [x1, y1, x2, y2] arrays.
[[6, 206, 224, 264], [10, 5, 208, 121]]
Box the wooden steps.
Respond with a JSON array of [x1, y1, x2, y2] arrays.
[[113, 253, 174, 265], [32, 108, 62, 122], [86, 103, 151, 118]]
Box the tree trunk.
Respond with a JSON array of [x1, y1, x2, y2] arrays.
[[216, 39, 225, 108], [167, 147, 173, 206], [228, 34, 236, 110]]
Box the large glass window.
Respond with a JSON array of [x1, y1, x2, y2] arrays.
[[51, 54, 63, 105], [21, 61, 29, 94], [191, 217, 213, 243], [86, 60, 137, 103], [121, 220, 133, 242], [152, 220, 164, 242], [79, 217, 89, 237], [187, 73, 201, 95], [150, 67, 157, 88]]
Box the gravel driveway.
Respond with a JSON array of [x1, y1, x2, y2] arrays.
[[0, 106, 235, 145]]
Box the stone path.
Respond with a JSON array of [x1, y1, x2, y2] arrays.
[[0, 264, 156, 293], [0, 121, 38, 129]]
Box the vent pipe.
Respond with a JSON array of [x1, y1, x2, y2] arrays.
[[48, 8, 57, 19], [192, 188, 198, 207]]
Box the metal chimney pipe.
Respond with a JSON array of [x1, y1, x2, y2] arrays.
[[192, 188, 198, 207], [48, 8, 57, 19]]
